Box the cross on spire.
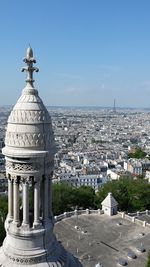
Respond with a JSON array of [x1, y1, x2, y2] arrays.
[[22, 47, 39, 88]]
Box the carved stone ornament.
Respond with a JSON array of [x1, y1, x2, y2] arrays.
[[5, 131, 53, 148], [3, 244, 67, 265], [8, 109, 51, 124], [12, 175, 20, 183], [20, 176, 32, 185], [6, 161, 42, 172]]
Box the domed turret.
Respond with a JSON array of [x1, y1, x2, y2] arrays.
[[3, 47, 55, 158], [0, 48, 82, 267]]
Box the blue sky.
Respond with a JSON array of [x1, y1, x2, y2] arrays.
[[1, 0, 150, 107]]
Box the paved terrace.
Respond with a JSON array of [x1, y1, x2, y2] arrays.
[[54, 212, 150, 267]]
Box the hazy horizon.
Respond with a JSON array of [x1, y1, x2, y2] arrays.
[[1, 104, 150, 110]]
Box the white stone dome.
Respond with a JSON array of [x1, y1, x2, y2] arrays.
[[3, 50, 55, 159]]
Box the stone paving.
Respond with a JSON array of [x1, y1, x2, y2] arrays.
[[54, 213, 150, 267]]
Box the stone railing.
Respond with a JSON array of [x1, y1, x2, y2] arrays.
[[54, 209, 104, 222], [118, 210, 150, 227], [127, 210, 150, 216], [55, 209, 150, 228]]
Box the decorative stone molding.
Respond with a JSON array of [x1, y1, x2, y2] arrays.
[[5, 132, 44, 147], [4, 251, 46, 264], [20, 176, 32, 185], [5, 131, 54, 148], [8, 109, 51, 124], [3, 244, 67, 265], [10, 175, 20, 183], [6, 161, 42, 172]]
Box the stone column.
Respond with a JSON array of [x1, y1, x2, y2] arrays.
[[43, 176, 48, 222], [8, 177, 13, 221], [13, 177, 20, 225], [22, 181, 29, 225], [33, 180, 40, 226], [48, 177, 52, 218]]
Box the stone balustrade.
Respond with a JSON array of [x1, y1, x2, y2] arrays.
[[54, 209, 104, 222]]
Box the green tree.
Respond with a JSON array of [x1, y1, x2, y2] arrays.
[[52, 183, 74, 215], [72, 186, 95, 209], [128, 148, 146, 159], [95, 177, 150, 212], [0, 218, 6, 245], [146, 251, 150, 267], [0, 195, 7, 245], [128, 179, 150, 211], [0, 196, 7, 221], [52, 183, 96, 215]]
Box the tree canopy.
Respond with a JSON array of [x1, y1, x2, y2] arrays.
[[52, 177, 150, 214], [0, 195, 7, 245], [95, 176, 150, 212], [128, 148, 146, 159], [52, 183, 95, 215], [146, 251, 150, 267]]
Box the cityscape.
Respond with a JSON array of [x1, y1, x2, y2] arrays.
[[1, 1, 150, 267], [1, 104, 150, 266], [1, 106, 150, 191]]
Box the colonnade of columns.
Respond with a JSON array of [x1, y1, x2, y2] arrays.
[[7, 174, 52, 228]]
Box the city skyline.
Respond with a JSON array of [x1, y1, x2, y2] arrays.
[[1, 0, 150, 107]]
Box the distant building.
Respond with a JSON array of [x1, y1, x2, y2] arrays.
[[107, 169, 120, 180], [55, 173, 107, 191], [124, 160, 142, 176]]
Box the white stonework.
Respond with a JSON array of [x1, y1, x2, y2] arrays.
[[0, 47, 82, 267], [101, 192, 118, 216]]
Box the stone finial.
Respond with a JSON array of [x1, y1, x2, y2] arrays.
[[21, 47, 39, 88]]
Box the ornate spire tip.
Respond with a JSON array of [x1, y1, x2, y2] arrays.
[[26, 46, 33, 60], [21, 47, 39, 88]]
